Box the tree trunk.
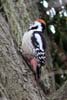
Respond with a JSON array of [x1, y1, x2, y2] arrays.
[[0, 13, 47, 100]]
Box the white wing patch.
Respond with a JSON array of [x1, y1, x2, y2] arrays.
[[35, 33, 43, 51]]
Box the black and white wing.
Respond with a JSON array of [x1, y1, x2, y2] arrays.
[[31, 31, 46, 65]]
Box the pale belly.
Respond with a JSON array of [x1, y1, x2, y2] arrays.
[[21, 31, 36, 58]]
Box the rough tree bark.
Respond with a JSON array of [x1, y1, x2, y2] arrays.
[[0, 0, 51, 100], [0, 12, 47, 100]]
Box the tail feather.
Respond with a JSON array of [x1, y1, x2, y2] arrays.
[[34, 65, 41, 80]]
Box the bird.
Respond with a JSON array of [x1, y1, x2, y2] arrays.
[[21, 19, 46, 80]]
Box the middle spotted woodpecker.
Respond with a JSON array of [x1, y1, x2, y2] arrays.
[[21, 19, 46, 80]]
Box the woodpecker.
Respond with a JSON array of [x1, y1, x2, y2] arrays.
[[21, 19, 46, 80]]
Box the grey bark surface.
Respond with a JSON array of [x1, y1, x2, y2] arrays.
[[0, 13, 47, 100], [0, 0, 49, 100], [50, 81, 67, 100]]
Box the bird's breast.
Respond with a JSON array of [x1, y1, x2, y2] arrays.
[[22, 31, 36, 58]]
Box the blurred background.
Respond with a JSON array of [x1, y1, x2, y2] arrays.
[[39, 0, 67, 90]]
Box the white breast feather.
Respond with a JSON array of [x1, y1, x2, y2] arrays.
[[22, 31, 35, 56]]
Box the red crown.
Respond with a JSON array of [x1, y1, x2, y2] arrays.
[[35, 19, 46, 25]]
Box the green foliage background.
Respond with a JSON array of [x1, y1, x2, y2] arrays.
[[39, 0, 67, 89]]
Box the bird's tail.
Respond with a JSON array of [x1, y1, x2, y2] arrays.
[[35, 65, 41, 80]]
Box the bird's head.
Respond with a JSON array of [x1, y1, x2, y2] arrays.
[[29, 19, 46, 32]]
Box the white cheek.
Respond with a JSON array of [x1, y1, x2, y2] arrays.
[[29, 21, 42, 32], [38, 25, 42, 31]]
